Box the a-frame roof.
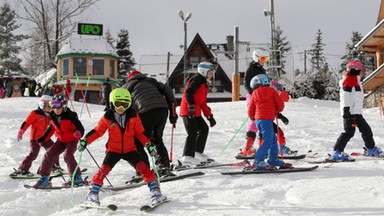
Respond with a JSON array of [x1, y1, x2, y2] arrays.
[[169, 33, 232, 91]]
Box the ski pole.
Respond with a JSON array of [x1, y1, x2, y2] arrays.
[[75, 72, 91, 118], [70, 150, 83, 205], [80, 74, 91, 118], [150, 155, 161, 183], [85, 148, 113, 188], [220, 117, 249, 156], [169, 103, 175, 162]]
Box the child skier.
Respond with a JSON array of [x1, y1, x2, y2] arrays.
[[179, 61, 217, 165], [331, 60, 383, 161], [33, 94, 85, 188], [10, 95, 61, 177], [247, 74, 291, 170], [78, 88, 166, 206]]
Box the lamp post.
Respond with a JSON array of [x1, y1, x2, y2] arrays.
[[178, 10, 192, 86], [263, 0, 277, 79]]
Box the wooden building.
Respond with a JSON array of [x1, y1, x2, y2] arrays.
[[356, 0, 384, 110]]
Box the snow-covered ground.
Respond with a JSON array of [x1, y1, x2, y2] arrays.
[[1, 96, 384, 216]]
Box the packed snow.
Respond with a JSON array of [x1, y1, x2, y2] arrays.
[[1, 96, 384, 216]]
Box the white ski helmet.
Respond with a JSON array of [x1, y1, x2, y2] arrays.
[[252, 48, 270, 62], [197, 62, 214, 77], [38, 95, 52, 110]]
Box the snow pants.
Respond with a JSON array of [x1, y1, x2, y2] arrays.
[[334, 114, 375, 151], [37, 140, 81, 177], [135, 108, 170, 168], [19, 139, 60, 172], [254, 120, 279, 163], [182, 116, 209, 157], [91, 151, 156, 186]]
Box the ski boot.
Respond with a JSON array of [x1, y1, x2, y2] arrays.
[[195, 152, 215, 164], [331, 150, 352, 161], [84, 184, 101, 206], [63, 173, 88, 187], [181, 156, 202, 166], [157, 165, 176, 178], [280, 144, 298, 155], [239, 134, 256, 156], [33, 175, 52, 188], [267, 158, 292, 169], [364, 147, 384, 157], [147, 179, 167, 204], [10, 168, 34, 177]]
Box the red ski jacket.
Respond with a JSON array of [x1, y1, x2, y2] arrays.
[[248, 86, 284, 120], [20, 109, 50, 141]]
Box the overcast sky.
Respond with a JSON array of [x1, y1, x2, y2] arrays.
[[8, 0, 382, 71]]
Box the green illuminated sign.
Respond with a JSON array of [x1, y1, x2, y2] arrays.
[[78, 23, 103, 36]]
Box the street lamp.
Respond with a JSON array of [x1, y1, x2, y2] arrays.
[[177, 10, 192, 86], [263, 0, 277, 79]]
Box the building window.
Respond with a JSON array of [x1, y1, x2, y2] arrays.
[[73, 57, 87, 76], [110, 60, 115, 78], [92, 59, 104, 76], [62, 59, 69, 76]]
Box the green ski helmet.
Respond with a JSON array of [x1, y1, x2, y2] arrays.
[[109, 88, 132, 110]]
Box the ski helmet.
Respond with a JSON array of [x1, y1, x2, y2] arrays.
[[197, 62, 214, 77], [252, 48, 270, 62], [346, 60, 365, 73], [250, 74, 270, 89], [51, 94, 68, 109], [109, 88, 132, 110], [38, 95, 52, 110]]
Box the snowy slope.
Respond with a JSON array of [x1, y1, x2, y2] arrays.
[[1, 97, 384, 216]]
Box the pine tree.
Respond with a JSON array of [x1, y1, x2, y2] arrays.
[[115, 29, 136, 79], [340, 31, 374, 74], [0, 2, 28, 75], [104, 29, 115, 48], [269, 25, 291, 79], [308, 29, 327, 72]]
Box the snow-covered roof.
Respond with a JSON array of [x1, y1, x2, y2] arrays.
[[56, 35, 118, 58], [33, 68, 57, 86]]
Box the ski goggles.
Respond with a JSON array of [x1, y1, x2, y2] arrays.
[[259, 56, 269, 62], [114, 101, 130, 110], [50, 100, 63, 109]]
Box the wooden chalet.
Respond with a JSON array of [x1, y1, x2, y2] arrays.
[[168, 33, 232, 101], [356, 0, 384, 110]]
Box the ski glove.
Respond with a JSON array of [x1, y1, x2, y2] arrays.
[[146, 142, 157, 156], [188, 104, 195, 119], [169, 112, 178, 125], [207, 115, 216, 127], [78, 139, 87, 152], [17, 129, 25, 141], [278, 113, 289, 125], [343, 107, 351, 118], [73, 130, 82, 140]]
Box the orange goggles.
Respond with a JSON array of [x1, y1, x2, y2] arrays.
[[259, 56, 269, 62], [114, 101, 130, 110]]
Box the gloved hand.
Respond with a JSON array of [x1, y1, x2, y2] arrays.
[[37, 137, 45, 146], [278, 113, 289, 125], [146, 142, 157, 157], [207, 115, 216, 127], [343, 107, 351, 118], [73, 130, 82, 140], [169, 112, 178, 125], [78, 139, 87, 152], [17, 129, 25, 141], [188, 104, 195, 119]]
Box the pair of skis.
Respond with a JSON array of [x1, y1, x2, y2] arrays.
[[78, 198, 170, 212]]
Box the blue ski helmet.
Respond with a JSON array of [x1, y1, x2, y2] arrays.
[[250, 74, 270, 90]]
